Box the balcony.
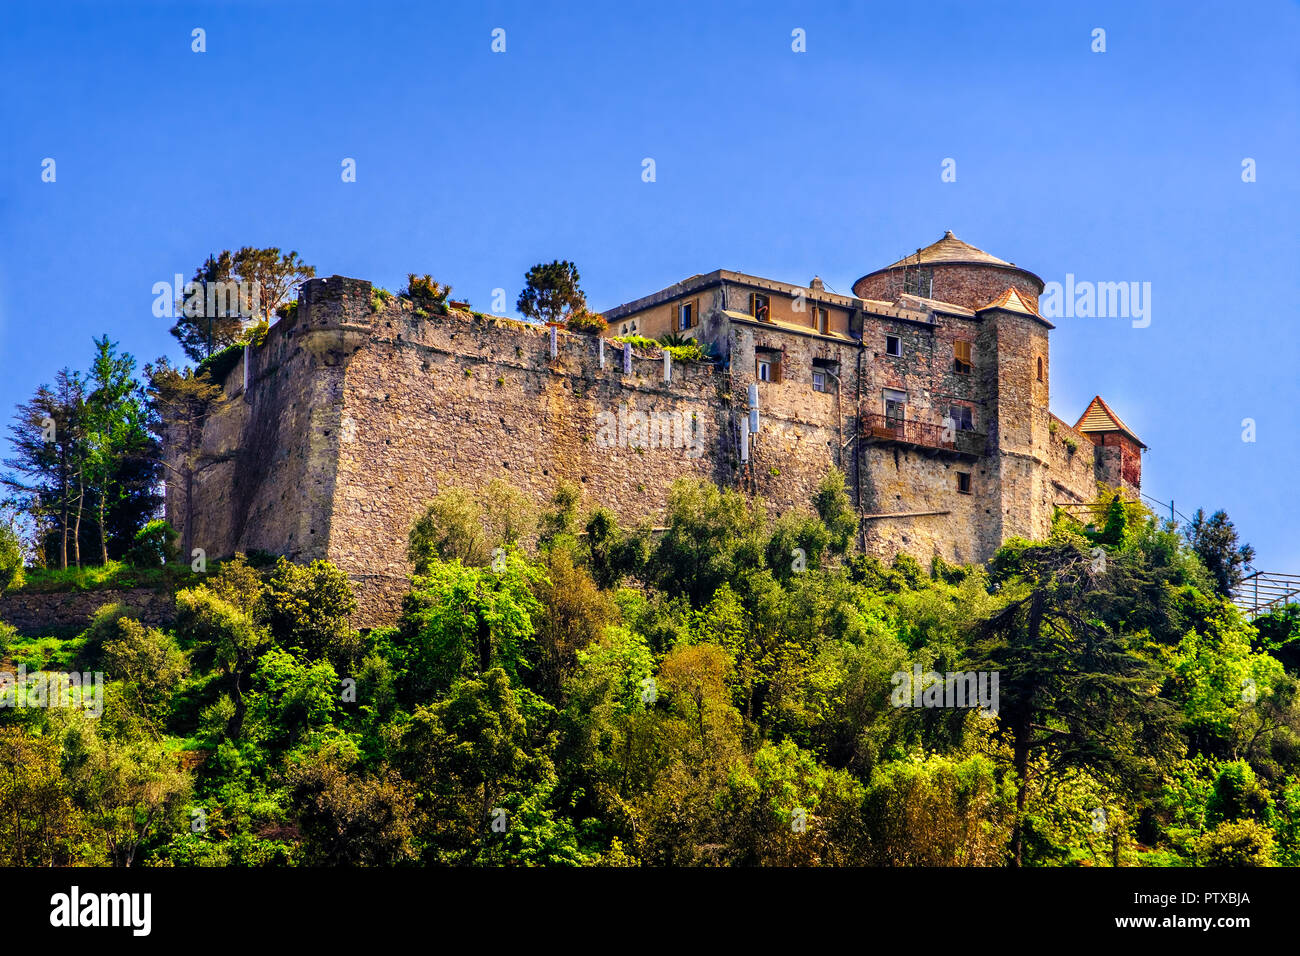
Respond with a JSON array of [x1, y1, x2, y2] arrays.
[[861, 412, 986, 458]]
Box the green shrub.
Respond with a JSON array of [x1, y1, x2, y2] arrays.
[[264, 558, 360, 670], [128, 519, 179, 569], [0, 524, 22, 594], [1196, 819, 1275, 867], [80, 602, 132, 663], [401, 274, 451, 313], [564, 309, 608, 335]]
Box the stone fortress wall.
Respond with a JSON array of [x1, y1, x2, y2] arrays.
[[168, 269, 1123, 625]]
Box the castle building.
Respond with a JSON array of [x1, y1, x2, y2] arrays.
[[165, 232, 1142, 624]]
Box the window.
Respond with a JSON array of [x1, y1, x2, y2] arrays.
[[812, 370, 827, 392], [678, 301, 695, 331], [756, 347, 782, 382], [885, 334, 901, 357], [953, 340, 972, 375], [948, 404, 974, 432], [1037, 356, 1044, 382], [957, 472, 972, 494], [883, 388, 907, 426], [751, 293, 770, 321], [815, 307, 829, 335]]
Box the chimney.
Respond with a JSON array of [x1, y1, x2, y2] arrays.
[[810, 276, 825, 291]]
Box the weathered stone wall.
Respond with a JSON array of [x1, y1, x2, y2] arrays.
[[168, 273, 1135, 627], [854, 262, 1044, 312], [858, 445, 991, 566], [329, 289, 739, 622], [0, 588, 175, 636], [730, 320, 859, 516], [163, 280, 355, 566]]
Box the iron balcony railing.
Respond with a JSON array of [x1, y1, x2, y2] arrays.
[[861, 412, 986, 457]]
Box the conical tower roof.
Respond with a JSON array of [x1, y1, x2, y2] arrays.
[[881, 230, 1014, 270]]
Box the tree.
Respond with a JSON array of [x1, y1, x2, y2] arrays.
[[814, 468, 857, 555], [971, 535, 1183, 865], [4, 370, 85, 568], [169, 247, 315, 361], [1196, 819, 1275, 866], [0, 727, 87, 866], [862, 753, 1015, 866], [174, 587, 272, 736], [0, 521, 23, 593], [584, 507, 649, 589], [58, 712, 191, 866], [126, 519, 178, 568], [408, 481, 535, 572], [409, 487, 491, 569], [648, 479, 767, 605], [516, 260, 586, 325], [287, 745, 416, 866], [1185, 509, 1255, 596], [398, 551, 542, 700], [532, 547, 617, 701], [83, 336, 157, 566], [263, 557, 360, 670], [102, 619, 188, 729], [397, 668, 541, 863]]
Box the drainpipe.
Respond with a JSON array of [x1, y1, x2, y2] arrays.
[[855, 344, 864, 547]]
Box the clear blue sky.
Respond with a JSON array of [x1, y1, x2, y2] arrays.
[[2, 1, 1297, 568]]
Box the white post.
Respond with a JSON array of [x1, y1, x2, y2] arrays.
[[740, 415, 750, 462], [623, 343, 632, 374], [663, 350, 672, 383], [550, 325, 558, 359], [748, 382, 760, 434], [598, 337, 605, 369]]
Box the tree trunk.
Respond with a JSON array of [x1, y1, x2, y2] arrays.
[[98, 490, 109, 566], [72, 473, 84, 569], [1009, 725, 1031, 867], [59, 499, 69, 570], [1008, 590, 1045, 867]]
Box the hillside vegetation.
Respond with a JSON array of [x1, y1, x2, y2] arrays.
[[1, 474, 1297, 867]]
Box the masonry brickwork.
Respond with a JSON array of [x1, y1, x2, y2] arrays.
[[166, 233, 1143, 625]]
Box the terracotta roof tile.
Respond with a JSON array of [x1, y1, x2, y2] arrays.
[[979, 287, 1040, 315], [882, 230, 1013, 270], [1074, 395, 1146, 448]]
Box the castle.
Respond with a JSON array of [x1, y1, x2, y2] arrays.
[[164, 231, 1145, 624]]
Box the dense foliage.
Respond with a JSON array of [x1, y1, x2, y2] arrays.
[[1, 475, 1297, 867], [3, 338, 162, 570]]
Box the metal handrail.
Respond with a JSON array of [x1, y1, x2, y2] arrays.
[[861, 412, 985, 455]]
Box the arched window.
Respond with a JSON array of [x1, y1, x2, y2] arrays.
[[1036, 356, 1044, 382]]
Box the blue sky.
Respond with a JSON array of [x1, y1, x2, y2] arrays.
[[1, 1, 1297, 568]]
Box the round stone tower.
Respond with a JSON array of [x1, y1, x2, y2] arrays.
[[853, 230, 1044, 312]]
